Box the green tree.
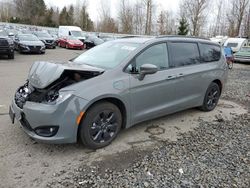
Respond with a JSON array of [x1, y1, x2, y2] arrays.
[[59, 6, 68, 25], [59, 5, 74, 25], [78, 5, 94, 31], [178, 17, 189, 35], [14, 0, 46, 25], [66, 5, 74, 25], [44, 8, 57, 27]]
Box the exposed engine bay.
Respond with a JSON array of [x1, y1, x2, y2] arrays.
[[15, 70, 102, 109]]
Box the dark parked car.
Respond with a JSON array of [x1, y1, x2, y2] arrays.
[[10, 36, 228, 149], [14, 34, 46, 54], [84, 35, 104, 49], [34, 32, 56, 49], [0, 30, 14, 59]]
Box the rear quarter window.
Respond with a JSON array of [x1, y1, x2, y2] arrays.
[[200, 43, 221, 62]]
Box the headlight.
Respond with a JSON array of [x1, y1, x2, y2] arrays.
[[41, 40, 46, 43], [7, 39, 14, 45], [20, 44, 28, 48], [56, 91, 72, 103], [43, 91, 72, 104]]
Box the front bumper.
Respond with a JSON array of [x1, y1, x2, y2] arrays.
[[0, 46, 14, 55], [68, 43, 83, 49], [20, 45, 46, 53], [10, 95, 89, 144], [44, 42, 56, 48]]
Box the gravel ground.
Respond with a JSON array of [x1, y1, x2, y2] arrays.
[[47, 64, 250, 188], [222, 63, 250, 111]]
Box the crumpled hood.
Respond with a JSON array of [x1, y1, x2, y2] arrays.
[[28, 61, 105, 89]]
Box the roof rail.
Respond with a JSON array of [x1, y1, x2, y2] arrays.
[[156, 35, 210, 41]]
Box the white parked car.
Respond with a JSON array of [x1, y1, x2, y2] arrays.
[[224, 38, 248, 53]]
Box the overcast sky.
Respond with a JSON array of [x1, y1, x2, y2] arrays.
[[43, 0, 181, 21]]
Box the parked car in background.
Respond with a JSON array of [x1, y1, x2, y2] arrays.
[[58, 36, 83, 50], [14, 34, 46, 54], [224, 38, 248, 53], [9, 36, 228, 149], [234, 47, 250, 63], [21, 30, 34, 35], [84, 35, 104, 49], [48, 30, 59, 45], [210, 36, 228, 46], [58, 26, 85, 43], [34, 31, 56, 49], [0, 30, 14, 59]]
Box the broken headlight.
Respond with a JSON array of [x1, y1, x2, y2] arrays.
[[45, 90, 59, 103], [44, 91, 72, 104]]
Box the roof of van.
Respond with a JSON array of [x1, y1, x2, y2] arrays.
[[58, 26, 82, 31], [225, 38, 247, 43], [114, 36, 217, 45]]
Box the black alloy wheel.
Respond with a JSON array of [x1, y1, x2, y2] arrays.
[[79, 102, 122, 149], [90, 110, 118, 143], [200, 82, 221, 112]]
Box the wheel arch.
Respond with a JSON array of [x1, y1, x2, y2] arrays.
[[77, 96, 128, 141], [212, 79, 223, 93]]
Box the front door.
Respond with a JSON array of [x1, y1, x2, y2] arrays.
[[128, 43, 178, 125]]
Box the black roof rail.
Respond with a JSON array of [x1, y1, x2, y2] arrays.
[[156, 35, 210, 41]]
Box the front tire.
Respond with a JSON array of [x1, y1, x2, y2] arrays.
[[79, 102, 122, 149], [200, 82, 221, 112], [8, 52, 14, 59]]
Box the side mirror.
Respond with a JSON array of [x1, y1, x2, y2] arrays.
[[138, 64, 158, 81]]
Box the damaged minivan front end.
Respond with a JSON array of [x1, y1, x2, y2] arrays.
[[10, 61, 104, 143]]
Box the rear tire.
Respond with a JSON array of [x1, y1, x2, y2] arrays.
[[79, 102, 122, 149], [200, 82, 221, 112]]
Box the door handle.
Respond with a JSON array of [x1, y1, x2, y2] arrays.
[[166, 75, 177, 80], [177, 73, 185, 78]]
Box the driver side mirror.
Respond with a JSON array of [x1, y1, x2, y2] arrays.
[[138, 64, 158, 81]]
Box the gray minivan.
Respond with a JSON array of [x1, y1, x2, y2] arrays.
[[9, 36, 228, 149]]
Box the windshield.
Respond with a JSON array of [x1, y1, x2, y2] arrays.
[[240, 47, 250, 52], [36, 32, 51, 38], [71, 31, 83, 37], [67, 36, 78, 40], [19, 35, 39, 41], [72, 41, 141, 69]]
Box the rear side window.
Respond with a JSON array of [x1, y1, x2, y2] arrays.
[[200, 43, 221, 62], [168, 42, 200, 67]]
